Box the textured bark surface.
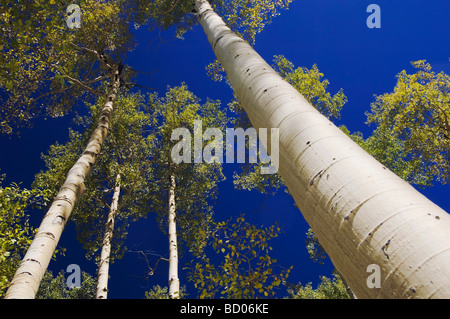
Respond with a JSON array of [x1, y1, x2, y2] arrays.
[[168, 170, 180, 299], [195, 0, 450, 298], [5, 72, 121, 299], [96, 174, 121, 299]]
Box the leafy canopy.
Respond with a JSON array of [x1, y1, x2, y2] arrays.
[[366, 60, 450, 186], [187, 216, 292, 299], [138, 0, 292, 44], [0, 176, 51, 297], [36, 270, 96, 299], [0, 0, 133, 134], [286, 273, 350, 299]]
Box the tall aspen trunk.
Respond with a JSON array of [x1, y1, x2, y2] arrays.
[[194, 0, 450, 298], [96, 173, 121, 299], [5, 70, 121, 299], [168, 166, 180, 299]]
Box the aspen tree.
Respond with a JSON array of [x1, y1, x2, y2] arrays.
[[148, 84, 226, 298], [96, 174, 121, 299], [167, 166, 179, 299], [32, 93, 154, 299], [192, 0, 450, 298], [5, 68, 121, 299]]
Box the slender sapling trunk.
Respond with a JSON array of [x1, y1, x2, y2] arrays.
[[168, 166, 180, 299], [96, 173, 121, 299]]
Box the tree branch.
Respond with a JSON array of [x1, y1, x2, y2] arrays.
[[62, 74, 104, 96]]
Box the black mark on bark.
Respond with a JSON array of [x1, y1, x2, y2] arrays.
[[381, 239, 391, 260], [310, 169, 324, 186]]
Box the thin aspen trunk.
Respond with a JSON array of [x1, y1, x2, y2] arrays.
[[96, 173, 121, 299], [168, 167, 180, 299], [194, 0, 450, 299], [5, 70, 121, 299]]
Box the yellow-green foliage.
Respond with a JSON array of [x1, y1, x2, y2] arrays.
[[215, 0, 293, 45], [0, 178, 50, 297], [148, 84, 227, 257], [0, 0, 132, 134], [286, 273, 351, 299], [187, 216, 292, 299], [366, 60, 450, 186]]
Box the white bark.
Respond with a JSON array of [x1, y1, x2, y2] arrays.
[[96, 174, 121, 299], [168, 170, 180, 299], [194, 0, 450, 298], [5, 71, 121, 299]]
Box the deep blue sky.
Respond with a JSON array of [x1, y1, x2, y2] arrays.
[[1, 0, 449, 299]]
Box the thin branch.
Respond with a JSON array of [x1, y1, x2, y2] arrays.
[[253, 177, 276, 214], [69, 43, 114, 71], [161, 0, 181, 15], [125, 65, 156, 76], [124, 82, 157, 91], [80, 73, 110, 85], [30, 85, 74, 103], [62, 74, 104, 96], [127, 250, 169, 276]]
